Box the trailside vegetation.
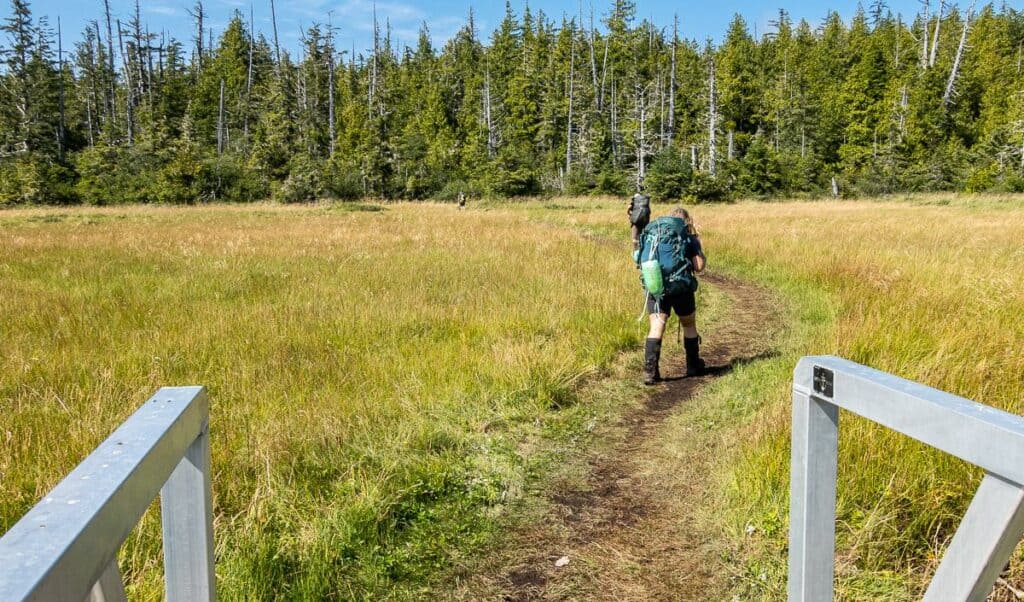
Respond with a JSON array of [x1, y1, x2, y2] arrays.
[[698, 197, 1024, 598], [1, 0, 1024, 205], [0, 203, 649, 598]]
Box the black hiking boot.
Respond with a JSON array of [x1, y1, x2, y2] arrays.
[[684, 336, 705, 377], [643, 338, 662, 385]]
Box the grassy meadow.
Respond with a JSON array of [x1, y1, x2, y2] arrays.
[[3, 196, 1024, 600], [689, 197, 1024, 599], [486, 195, 1024, 599], [0, 202, 659, 599]]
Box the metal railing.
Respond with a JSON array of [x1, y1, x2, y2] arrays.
[[788, 356, 1024, 601], [0, 387, 215, 602]]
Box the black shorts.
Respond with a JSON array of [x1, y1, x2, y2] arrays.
[[646, 291, 696, 317]]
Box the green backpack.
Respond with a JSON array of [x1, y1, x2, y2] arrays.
[[635, 217, 698, 299]]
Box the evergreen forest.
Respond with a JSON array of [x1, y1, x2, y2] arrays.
[[2, 0, 1024, 204]]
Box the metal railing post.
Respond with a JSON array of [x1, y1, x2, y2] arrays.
[[787, 386, 839, 602], [160, 414, 216, 602], [923, 473, 1024, 601], [86, 561, 127, 602], [0, 386, 212, 602], [786, 356, 1024, 600]]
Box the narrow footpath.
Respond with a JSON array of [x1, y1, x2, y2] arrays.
[[461, 273, 780, 601]]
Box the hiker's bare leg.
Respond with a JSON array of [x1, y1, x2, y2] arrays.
[[680, 312, 699, 339], [647, 313, 669, 339]]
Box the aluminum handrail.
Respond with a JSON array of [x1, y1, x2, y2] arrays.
[[0, 386, 215, 602], [789, 356, 1024, 601]]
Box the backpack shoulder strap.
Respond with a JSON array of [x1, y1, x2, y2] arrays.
[[636, 223, 653, 267]]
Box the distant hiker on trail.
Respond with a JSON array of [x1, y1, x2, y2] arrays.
[[629, 202, 706, 385]]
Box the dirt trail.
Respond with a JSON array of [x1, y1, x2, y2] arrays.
[[468, 273, 780, 601]]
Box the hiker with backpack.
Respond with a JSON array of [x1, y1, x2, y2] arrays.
[[630, 204, 706, 385]]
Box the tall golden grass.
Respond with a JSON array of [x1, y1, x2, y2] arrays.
[[520, 195, 1024, 598], [5, 196, 1024, 600], [0, 202, 644, 599], [695, 198, 1024, 599]]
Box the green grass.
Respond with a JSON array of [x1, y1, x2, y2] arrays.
[[690, 197, 1024, 599], [6, 196, 1024, 600], [500, 195, 1024, 599], [0, 202, 650, 600]]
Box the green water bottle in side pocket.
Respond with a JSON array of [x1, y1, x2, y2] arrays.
[[641, 258, 664, 298]]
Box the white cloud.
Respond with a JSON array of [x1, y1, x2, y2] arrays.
[[280, 0, 429, 31], [334, 0, 426, 21], [428, 15, 466, 40], [255, 0, 467, 55], [147, 5, 179, 16]]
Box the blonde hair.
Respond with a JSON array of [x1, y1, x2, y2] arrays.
[[670, 207, 698, 236]]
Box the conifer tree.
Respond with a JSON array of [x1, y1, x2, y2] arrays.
[[1, 0, 1024, 203]]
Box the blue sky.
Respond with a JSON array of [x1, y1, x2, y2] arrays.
[[24, 0, 927, 59]]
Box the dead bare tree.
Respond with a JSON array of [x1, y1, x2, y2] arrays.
[[920, 0, 930, 69], [159, 30, 166, 76], [707, 48, 718, 176], [84, 22, 101, 146], [246, 9, 253, 88], [327, 13, 336, 157], [634, 82, 653, 189], [298, 27, 308, 114], [217, 78, 225, 155], [898, 85, 908, 143], [186, 1, 205, 71], [943, 0, 976, 107], [588, 7, 598, 111], [610, 76, 619, 166], [131, 0, 145, 101], [929, 0, 943, 68], [369, 4, 379, 114], [483, 69, 495, 158], [57, 16, 65, 160], [657, 69, 664, 145], [269, 0, 280, 67], [1018, 116, 1024, 171], [117, 20, 134, 145], [145, 24, 154, 107], [636, 84, 646, 189], [243, 4, 254, 138], [1013, 91, 1024, 170], [599, 36, 609, 112], [102, 0, 116, 126], [566, 35, 576, 183], [668, 14, 678, 145]]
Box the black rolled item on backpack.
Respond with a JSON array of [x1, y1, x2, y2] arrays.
[[629, 194, 652, 252], [629, 193, 651, 228]]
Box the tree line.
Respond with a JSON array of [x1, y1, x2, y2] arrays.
[[1, 0, 1023, 204]]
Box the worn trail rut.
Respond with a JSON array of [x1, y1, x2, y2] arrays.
[[470, 272, 780, 601]]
